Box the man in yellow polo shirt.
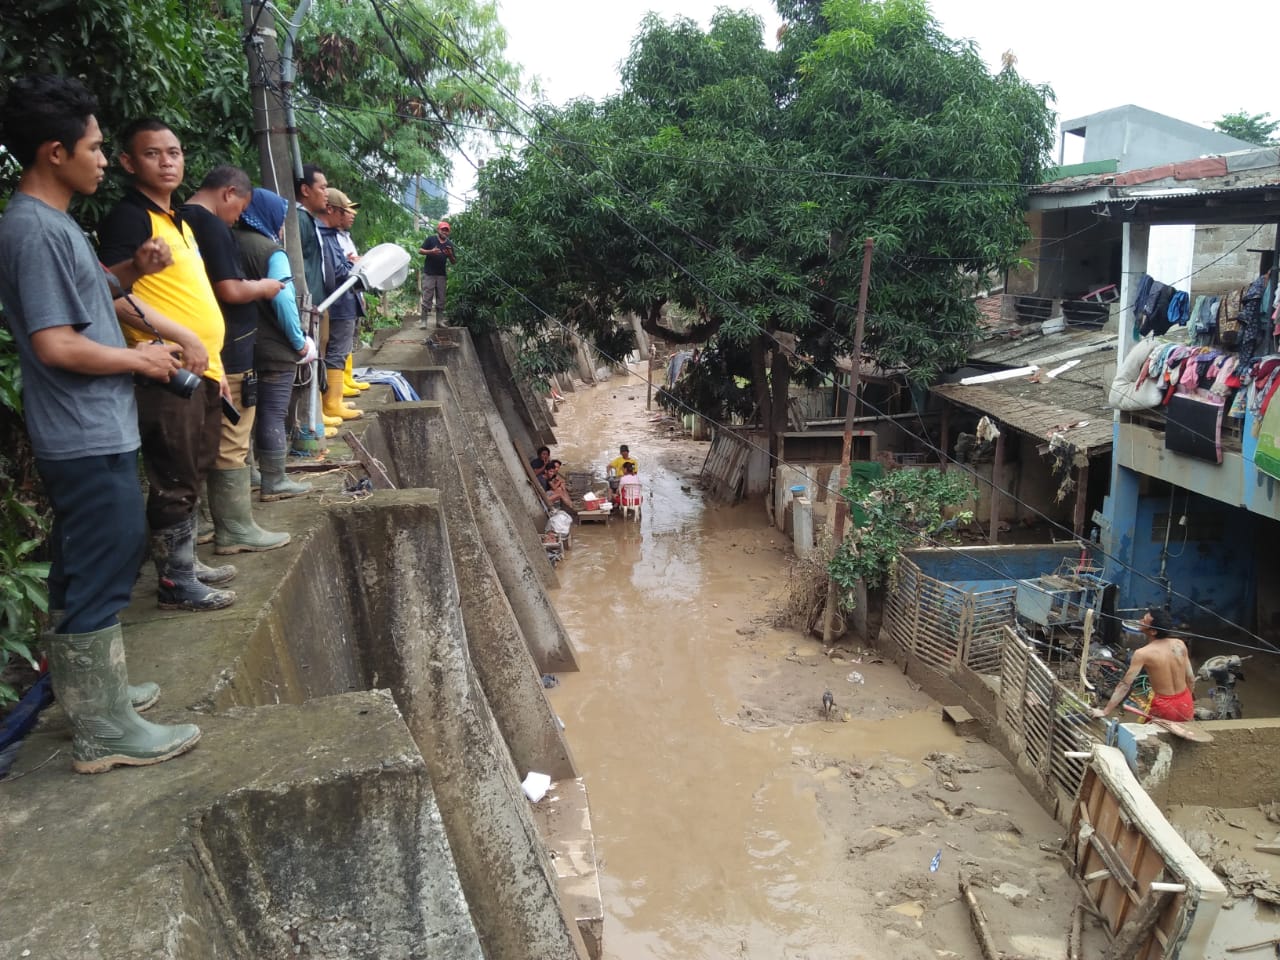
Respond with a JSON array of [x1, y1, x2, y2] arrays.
[[97, 118, 236, 613]]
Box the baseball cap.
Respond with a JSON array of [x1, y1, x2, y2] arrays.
[[438, 220, 451, 232], [327, 188, 359, 211]]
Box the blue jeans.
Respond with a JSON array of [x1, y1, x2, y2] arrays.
[[255, 368, 295, 454], [38, 451, 147, 634]]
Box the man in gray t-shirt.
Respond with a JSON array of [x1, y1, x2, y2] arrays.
[[0, 74, 200, 774], [0, 193, 140, 460]]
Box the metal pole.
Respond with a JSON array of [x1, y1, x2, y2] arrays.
[[822, 238, 875, 645], [242, 0, 306, 286]]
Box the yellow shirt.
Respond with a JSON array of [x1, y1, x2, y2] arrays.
[[609, 455, 638, 475], [104, 197, 225, 382]]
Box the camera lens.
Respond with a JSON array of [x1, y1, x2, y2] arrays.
[[164, 367, 201, 399]]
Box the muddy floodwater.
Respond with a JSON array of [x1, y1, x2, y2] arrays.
[[542, 371, 1099, 960]]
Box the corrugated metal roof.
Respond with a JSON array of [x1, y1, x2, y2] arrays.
[[962, 326, 1116, 423], [931, 383, 1113, 456]]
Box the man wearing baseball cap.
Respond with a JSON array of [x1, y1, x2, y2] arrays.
[[417, 219, 455, 328], [326, 188, 369, 398]]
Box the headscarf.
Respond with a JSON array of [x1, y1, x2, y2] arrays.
[[240, 187, 288, 241]]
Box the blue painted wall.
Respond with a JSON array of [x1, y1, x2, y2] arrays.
[[909, 544, 1087, 591], [1103, 465, 1256, 625]]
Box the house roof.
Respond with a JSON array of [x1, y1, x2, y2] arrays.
[[931, 325, 1116, 458], [931, 382, 1114, 458], [1030, 147, 1280, 223]]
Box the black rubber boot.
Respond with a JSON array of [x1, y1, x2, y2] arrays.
[[152, 516, 236, 611]]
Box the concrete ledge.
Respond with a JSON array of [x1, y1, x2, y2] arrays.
[[1138, 716, 1280, 808], [532, 777, 604, 960], [0, 691, 482, 960]]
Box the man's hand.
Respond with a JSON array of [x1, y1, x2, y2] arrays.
[[297, 335, 318, 365], [1091, 707, 1108, 719], [133, 342, 183, 381], [255, 278, 287, 299], [219, 374, 233, 404], [176, 333, 210, 378], [132, 238, 173, 277]]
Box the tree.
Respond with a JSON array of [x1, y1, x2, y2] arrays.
[[452, 0, 1056, 453], [1213, 110, 1279, 147], [289, 0, 526, 247], [827, 467, 974, 607]]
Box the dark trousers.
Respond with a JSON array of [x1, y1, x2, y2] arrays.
[[255, 368, 295, 454], [135, 376, 222, 530], [323, 313, 356, 370], [38, 452, 147, 634]]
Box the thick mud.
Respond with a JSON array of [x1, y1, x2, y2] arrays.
[[541, 370, 1105, 959]]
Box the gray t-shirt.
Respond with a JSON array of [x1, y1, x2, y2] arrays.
[[0, 193, 139, 460]]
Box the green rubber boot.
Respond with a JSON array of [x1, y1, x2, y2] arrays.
[[45, 618, 159, 712], [44, 624, 201, 774], [207, 467, 291, 555], [257, 449, 312, 502]]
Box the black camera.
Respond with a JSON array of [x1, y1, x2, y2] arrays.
[[157, 365, 201, 398]]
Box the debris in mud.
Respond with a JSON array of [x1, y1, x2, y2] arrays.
[[1261, 800, 1280, 824], [993, 882, 1029, 906], [922, 751, 981, 791], [847, 671, 865, 684]]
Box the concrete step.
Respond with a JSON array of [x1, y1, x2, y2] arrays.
[[532, 777, 604, 960]]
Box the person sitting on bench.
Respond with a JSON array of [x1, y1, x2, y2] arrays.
[[530, 445, 551, 482], [542, 459, 576, 514]]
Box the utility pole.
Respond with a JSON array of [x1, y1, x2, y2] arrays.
[[242, 0, 306, 291], [822, 238, 875, 646]]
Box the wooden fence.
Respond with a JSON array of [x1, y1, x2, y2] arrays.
[[885, 558, 1098, 803], [998, 626, 1098, 801], [885, 556, 1016, 675]]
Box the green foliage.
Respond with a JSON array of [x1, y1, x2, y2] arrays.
[[0, 0, 255, 225], [0, 328, 50, 704], [292, 0, 524, 249], [1213, 110, 1279, 147], [456, 2, 1056, 443], [827, 468, 974, 605]]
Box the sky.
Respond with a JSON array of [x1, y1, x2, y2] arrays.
[[447, 0, 1274, 210]]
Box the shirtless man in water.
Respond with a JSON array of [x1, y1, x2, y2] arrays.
[[1092, 607, 1197, 721]]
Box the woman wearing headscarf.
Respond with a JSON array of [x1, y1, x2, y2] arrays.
[[234, 188, 314, 500]]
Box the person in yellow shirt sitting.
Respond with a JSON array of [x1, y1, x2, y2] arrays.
[[607, 444, 637, 478]]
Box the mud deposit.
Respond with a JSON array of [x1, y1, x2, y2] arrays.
[[542, 369, 1105, 959]]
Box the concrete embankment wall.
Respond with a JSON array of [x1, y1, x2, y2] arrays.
[[0, 327, 593, 960]]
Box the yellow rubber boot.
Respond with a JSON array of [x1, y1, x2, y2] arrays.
[[324, 369, 362, 420], [342, 354, 361, 397], [322, 412, 343, 427]]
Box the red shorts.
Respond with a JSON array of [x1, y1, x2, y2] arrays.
[[1148, 687, 1194, 722]]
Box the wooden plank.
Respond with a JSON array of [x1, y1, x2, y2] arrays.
[[345, 432, 396, 489], [1102, 889, 1172, 960]]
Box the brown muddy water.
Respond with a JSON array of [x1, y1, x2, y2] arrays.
[[542, 371, 1097, 960]]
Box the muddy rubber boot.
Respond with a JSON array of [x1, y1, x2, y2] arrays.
[[45, 620, 159, 712], [324, 369, 362, 420], [196, 497, 215, 545], [152, 516, 236, 611], [45, 624, 201, 774], [191, 492, 238, 583], [346, 353, 370, 391], [248, 448, 262, 490], [257, 449, 312, 502], [207, 467, 290, 554]]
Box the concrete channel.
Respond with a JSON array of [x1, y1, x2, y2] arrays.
[[0, 326, 599, 959]]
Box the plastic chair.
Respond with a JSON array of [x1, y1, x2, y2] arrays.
[[618, 483, 643, 521]]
